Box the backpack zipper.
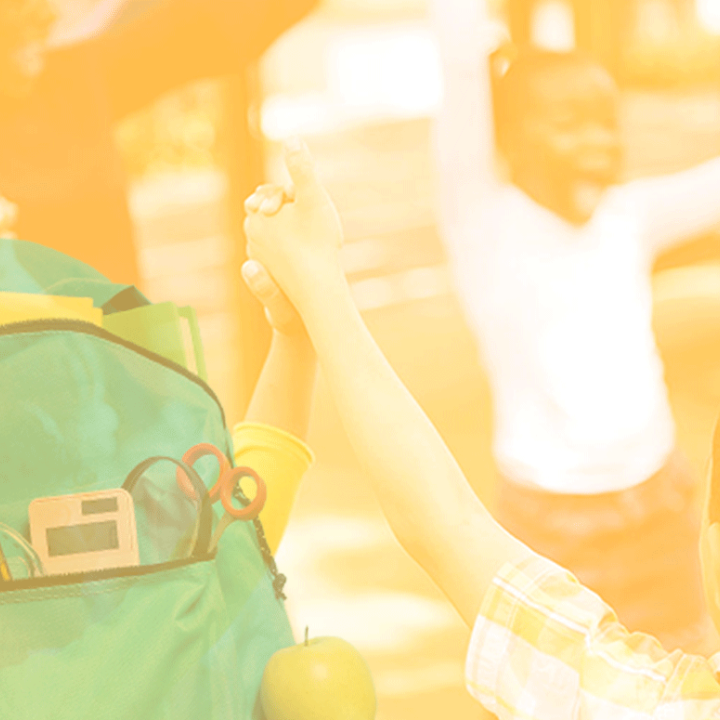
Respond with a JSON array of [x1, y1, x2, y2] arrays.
[[0, 552, 216, 594], [0, 318, 226, 427]]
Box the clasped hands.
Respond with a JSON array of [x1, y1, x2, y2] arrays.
[[241, 138, 344, 335]]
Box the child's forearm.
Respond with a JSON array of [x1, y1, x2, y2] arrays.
[[243, 330, 316, 440], [297, 273, 530, 626]]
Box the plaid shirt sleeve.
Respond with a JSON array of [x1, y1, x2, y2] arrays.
[[466, 555, 720, 720]]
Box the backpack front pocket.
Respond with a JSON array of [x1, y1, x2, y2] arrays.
[[0, 557, 251, 720]]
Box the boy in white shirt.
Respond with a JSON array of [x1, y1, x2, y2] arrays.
[[432, 0, 720, 652]]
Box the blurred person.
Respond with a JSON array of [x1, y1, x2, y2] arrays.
[[432, 0, 720, 654], [0, 0, 317, 286], [244, 139, 720, 720]]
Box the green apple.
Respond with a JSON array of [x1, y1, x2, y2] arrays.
[[261, 627, 377, 720]]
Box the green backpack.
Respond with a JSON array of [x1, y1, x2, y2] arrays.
[[0, 239, 294, 719]]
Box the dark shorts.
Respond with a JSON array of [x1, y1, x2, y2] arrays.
[[495, 451, 719, 655]]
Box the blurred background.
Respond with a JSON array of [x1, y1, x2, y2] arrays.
[[61, 0, 720, 715]]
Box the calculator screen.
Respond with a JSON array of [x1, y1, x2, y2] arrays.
[[46, 521, 120, 557]]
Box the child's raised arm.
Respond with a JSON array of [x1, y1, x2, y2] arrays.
[[431, 0, 501, 247], [623, 155, 720, 259], [233, 240, 317, 554], [241, 257, 316, 441], [244, 140, 531, 626]]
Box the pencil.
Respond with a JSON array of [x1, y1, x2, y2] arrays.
[[0, 539, 12, 582]]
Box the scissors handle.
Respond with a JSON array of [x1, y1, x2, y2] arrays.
[[176, 444, 267, 521], [176, 443, 229, 501], [219, 466, 267, 520]]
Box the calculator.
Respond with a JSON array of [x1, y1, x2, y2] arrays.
[[29, 489, 139, 576]]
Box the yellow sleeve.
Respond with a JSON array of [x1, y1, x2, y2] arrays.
[[232, 422, 314, 554]]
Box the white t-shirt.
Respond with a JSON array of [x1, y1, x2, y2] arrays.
[[449, 183, 677, 493], [432, 0, 720, 494]]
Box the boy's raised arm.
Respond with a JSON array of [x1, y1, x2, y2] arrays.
[[244, 141, 531, 626], [625, 155, 720, 258], [431, 0, 500, 246]]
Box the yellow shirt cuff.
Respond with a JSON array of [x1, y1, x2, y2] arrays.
[[231, 422, 314, 553], [232, 421, 314, 468]]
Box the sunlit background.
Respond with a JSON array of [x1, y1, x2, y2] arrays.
[[49, 0, 720, 716]]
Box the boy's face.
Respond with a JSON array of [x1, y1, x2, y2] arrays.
[[510, 64, 622, 224]]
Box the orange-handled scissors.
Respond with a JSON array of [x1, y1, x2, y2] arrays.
[[176, 443, 267, 551]]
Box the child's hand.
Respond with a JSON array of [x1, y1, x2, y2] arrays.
[[243, 138, 344, 313], [244, 183, 295, 217], [241, 258, 306, 337], [0, 197, 18, 238]]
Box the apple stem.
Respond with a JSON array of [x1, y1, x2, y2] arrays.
[[304, 626, 309, 646]]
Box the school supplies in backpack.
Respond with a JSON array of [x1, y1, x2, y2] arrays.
[[0, 239, 294, 719], [28, 488, 140, 576], [0, 291, 102, 326], [102, 301, 208, 380], [174, 443, 267, 552]]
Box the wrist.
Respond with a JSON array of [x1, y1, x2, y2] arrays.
[[297, 271, 357, 346], [292, 260, 348, 318]]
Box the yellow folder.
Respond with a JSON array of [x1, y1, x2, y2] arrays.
[[0, 292, 102, 327]]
